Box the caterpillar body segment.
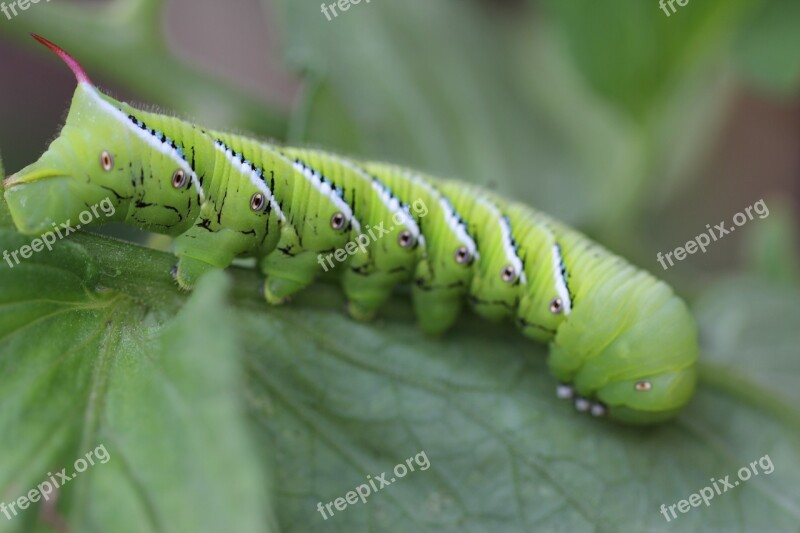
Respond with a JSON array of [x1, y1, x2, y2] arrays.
[[363, 164, 481, 334], [2, 36, 699, 424], [276, 149, 426, 319]]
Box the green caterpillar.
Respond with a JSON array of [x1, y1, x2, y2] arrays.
[[2, 35, 698, 424]]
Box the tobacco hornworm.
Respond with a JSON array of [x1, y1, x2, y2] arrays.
[[2, 36, 698, 424]]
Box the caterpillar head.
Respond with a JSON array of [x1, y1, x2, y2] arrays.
[[3, 35, 203, 237], [548, 267, 698, 424]]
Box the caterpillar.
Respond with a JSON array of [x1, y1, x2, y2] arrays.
[[2, 35, 698, 424]]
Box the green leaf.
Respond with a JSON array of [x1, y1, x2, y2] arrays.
[[239, 274, 800, 530], [2, 192, 799, 531], [734, 0, 800, 95], [0, 223, 276, 532]]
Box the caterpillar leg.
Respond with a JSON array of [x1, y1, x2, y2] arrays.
[[412, 285, 462, 336], [411, 259, 465, 336], [338, 242, 414, 320], [172, 227, 250, 290], [258, 251, 322, 305], [173, 255, 220, 290], [341, 269, 398, 321]]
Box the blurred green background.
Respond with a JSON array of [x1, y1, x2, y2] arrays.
[[0, 0, 799, 532]]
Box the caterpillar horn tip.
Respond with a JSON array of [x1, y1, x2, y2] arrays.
[[31, 34, 92, 85]]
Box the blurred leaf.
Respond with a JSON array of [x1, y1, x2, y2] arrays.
[[513, 0, 760, 248], [0, 0, 288, 137], [0, 205, 275, 532], [741, 199, 800, 283], [508, 17, 737, 252], [734, 0, 800, 95], [269, 0, 594, 226], [536, 0, 755, 120], [267, 0, 768, 258], [695, 277, 800, 414]]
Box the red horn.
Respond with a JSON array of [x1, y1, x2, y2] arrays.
[[31, 34, 92, 85]]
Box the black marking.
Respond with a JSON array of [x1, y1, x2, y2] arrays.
[[261, 216, 271, 246], [467, 295, 516, 312], [217, 188, 227, 224], [126, 113, 190, 165], [163, 204, 184, 221], [215, 138, 277, 200], [516, 317, 557, 335], [503, 215, 522, 254], [197, 217, 213, 232], [132, 213, 175, 231], [433, 184, 475, 252], [99, 184, 132, 201], [554, 242, 575, 303], [294, 156, 357, 221], [367, 172, 417, 226]]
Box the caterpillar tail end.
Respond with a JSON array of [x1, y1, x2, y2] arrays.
[[551, 350, 698, 425]]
